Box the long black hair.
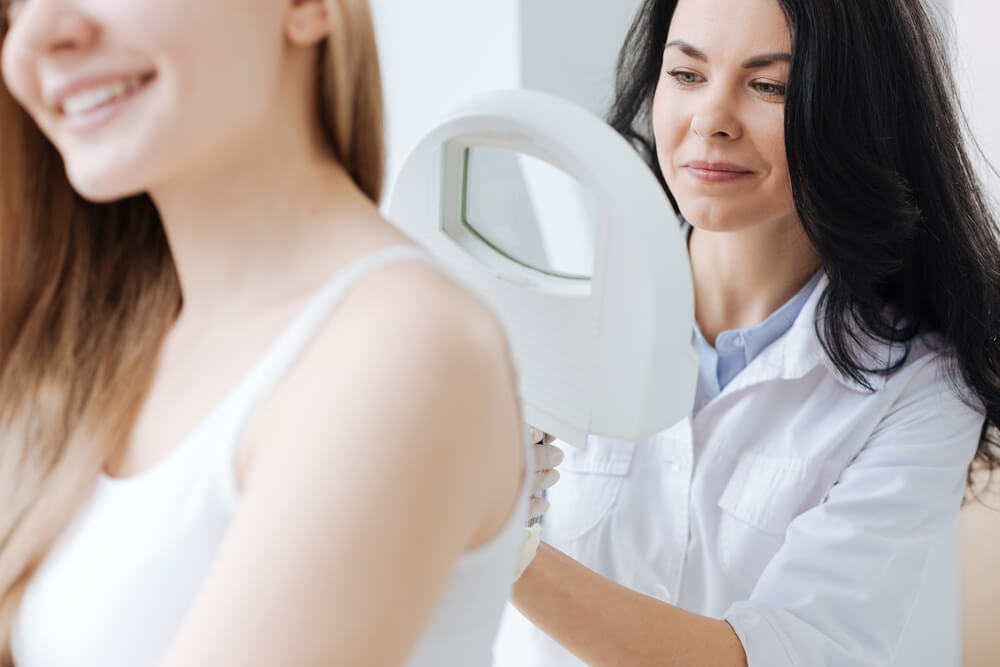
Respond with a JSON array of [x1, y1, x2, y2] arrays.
[[608, 0, 1000, 488]]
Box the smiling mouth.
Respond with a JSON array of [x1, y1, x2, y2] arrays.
[[59, 72, 156, 117]]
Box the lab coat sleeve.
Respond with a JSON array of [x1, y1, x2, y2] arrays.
[[723, 356, 984, 667]]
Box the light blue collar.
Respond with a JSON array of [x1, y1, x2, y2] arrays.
[[684, 221, 823, 412]]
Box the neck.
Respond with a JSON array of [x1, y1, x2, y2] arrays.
[[149, 122, 374, 325], [689, 216, 821, 344]]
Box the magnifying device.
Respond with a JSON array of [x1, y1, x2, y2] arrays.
[[386, 89, 697, 448]]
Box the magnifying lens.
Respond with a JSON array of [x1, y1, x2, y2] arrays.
[[387, 89, 697, 448]]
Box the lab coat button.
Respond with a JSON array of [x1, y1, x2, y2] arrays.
[[651, 584, 673, 603]]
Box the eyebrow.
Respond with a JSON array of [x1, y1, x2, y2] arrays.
[[664, 40, 791, 68]]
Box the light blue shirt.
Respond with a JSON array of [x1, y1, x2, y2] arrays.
[[687, 224, 822, 413], [692, 271, 822, 410]]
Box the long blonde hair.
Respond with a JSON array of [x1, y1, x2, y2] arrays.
[[0, 1, 385, 660]]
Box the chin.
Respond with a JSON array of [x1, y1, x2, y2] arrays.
[[676, 203, 735, 233], [65, 164, 148, 204]]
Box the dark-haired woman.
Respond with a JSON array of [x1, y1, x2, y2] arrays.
[[495, 0, 1000, 665]]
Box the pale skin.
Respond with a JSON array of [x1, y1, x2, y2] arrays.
[[2, 1, 524, 665], [513, 0, 822, 664]]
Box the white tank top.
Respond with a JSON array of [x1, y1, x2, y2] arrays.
[[12, 245, 530, 667]]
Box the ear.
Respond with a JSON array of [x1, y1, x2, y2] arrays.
[[284, 0, 330, 46]]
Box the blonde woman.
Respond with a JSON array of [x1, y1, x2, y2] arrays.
[[0, 1, 529, 665]]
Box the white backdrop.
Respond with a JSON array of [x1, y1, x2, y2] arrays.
[[955, 0, 1000, 206], [371, 0, 643, 196]]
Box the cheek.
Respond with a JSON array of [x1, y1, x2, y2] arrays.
[[651, 82, 688, 174], [116, 2, 285, 155], [753, 109, 788, 177], [153, 5, 286, 122], [749, 111, 795, 215], [765, 122, 794, 203], [1, 31, 36, 111]]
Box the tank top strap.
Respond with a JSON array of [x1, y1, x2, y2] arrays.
[[224, 244, 429, 438]]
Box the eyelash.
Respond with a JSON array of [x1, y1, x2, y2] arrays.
[[665, 69, 787, 98]]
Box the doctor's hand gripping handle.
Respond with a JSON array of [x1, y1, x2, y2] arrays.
[[528, 426, 562, 525], [514, 427, 563, 582]]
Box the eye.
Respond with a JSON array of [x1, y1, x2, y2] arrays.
[[666, 69, 705, 86], [752, 80, 787, 98]]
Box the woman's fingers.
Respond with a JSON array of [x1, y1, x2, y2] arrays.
[[531, 442, 563, 494], [532, 467, 560, 495], [528, 495, 551, 520], [527, 426, 557, 446], [533, 443, 564, 471], [525, 427, 562, 521]]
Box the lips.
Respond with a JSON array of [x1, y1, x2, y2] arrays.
[[47, 70, 156, 116], [684, 161, 753, 173], [682, 160, 754, 183], [42, 70, 156, 135]]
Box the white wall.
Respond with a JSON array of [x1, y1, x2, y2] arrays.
[[371, 0, 642, 197], [954, 0, 1000, 207], [370, 0, 521, 191], [518, 1, 642, 119]]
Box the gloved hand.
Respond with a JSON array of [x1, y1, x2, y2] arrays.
[[513, 523, 542, 582], [513, 427, 563, 582]]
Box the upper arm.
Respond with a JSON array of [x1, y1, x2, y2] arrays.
[[726, 357, 984, 667], [158, 265, 525, 667]]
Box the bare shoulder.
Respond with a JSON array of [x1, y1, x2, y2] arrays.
[[281, 243, 518, 428], [335, 251, 512, 378], [161, 247, 524, 666], [317, 212, 511, 362], [306, 201, 513, 381], [248, 247, 523, 544], [326, 254, 520, 452]]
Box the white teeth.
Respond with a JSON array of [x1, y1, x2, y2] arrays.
[[61, 75, 146, 115]]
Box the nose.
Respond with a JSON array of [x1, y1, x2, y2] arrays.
[[9, 1, 99, 59], [689, 85, 743, 141]]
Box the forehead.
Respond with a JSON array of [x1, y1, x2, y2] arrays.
[[667, 0, 791, 56]]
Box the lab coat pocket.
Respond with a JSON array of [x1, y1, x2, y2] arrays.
[[543, 437, 637, 545], [716, 453, 811, 585]]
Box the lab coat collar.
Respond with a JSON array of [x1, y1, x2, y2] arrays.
[[724, 273, 902, 396]]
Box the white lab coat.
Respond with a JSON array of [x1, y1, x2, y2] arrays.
[[494, 275, 983, 667]]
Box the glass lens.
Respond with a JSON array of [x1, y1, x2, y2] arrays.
[[461, 146, 597, 279]]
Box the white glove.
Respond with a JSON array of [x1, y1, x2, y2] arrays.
[[513, 427, 563, 582], [528, 426, 563, 520], [513, 523, 542, 582]]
